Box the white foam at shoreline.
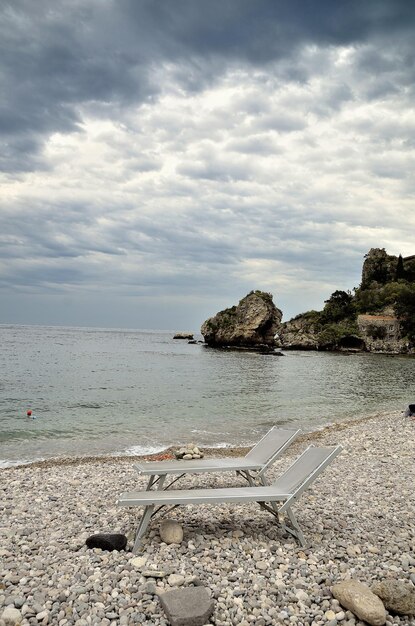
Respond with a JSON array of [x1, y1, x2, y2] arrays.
[[0, 457, 46, 469], [121, 444, 167, 456]]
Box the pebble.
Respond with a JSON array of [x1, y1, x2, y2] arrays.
[[167, 574, 185, 587], [1, 607, 22, 625], [1, 412, 415, 625]]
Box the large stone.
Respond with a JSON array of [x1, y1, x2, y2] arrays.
[[201, 291, 282, 349], [371, 580, 415, 615], [158, 587, 214, 626], [85, 533, 127, 551], [1, 607, 22, 625], [332, 580, 387, 626], [159, 519, 184, 544]]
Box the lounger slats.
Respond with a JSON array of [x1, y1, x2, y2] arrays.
[[273, 446, 339, 494], [135, 457, 261, 476], [245, 427, 299, 465], [119, 485, 290, 507]]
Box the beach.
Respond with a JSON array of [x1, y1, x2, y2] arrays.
[[1, 410, 414, 625]]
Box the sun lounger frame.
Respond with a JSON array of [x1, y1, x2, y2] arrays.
[[119, 444, 342, 552]]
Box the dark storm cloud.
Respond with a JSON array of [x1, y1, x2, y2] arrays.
[[1, 0, 414, 328], [1, 0, 415, 173]]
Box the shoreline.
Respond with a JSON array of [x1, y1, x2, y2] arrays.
[[0, 408, 403, 471]]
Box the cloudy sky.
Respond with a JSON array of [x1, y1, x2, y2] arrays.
[[1, 0, 414, 330]]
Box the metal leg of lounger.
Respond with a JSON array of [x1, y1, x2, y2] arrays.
[[145, 474, 167, 491], [145, 475, 157, 490], [133, 505, 155, 553], [281, 506, 307, 547], [156, 475, 166, 490], [237, 470, 260, 486], [257, 474, 280, 515], [146, 473, 186, 492]]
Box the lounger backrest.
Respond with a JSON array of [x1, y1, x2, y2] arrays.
[[245, 427, 300, 468], [273, 445, 342, 496]]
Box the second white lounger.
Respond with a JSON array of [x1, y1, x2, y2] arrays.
[[135, 427, 301, 491]]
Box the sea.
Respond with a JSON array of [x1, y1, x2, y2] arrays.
[[1, 324, 414, 468]]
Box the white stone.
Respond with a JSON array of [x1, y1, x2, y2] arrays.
[[167, 574, 185, 586], [159, 519, 184, 544], [36, 610, 48, 621], [1, 607, 22, 625], [296, 590, 310, 603], [130, 556, 147, 568]]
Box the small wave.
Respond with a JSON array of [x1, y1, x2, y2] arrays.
[[121, 444, 167, 456], [0, 456, 45, 469], [190, 429, 229, 436], [69, 403, 102, 409], [206, 441, 235, 449]]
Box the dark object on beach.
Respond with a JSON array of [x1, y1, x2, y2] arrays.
[[404, 404, 415, 417], [85, 533, 127, 551]]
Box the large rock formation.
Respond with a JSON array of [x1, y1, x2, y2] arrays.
[[279, 248, 415, 354], [201, 291, 282, 350], [361, 248, 415, 287]]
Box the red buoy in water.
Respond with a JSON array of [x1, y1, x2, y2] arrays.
[[27, 409, 32, 416]]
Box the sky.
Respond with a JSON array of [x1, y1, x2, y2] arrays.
[[1, 0, 415, 331]]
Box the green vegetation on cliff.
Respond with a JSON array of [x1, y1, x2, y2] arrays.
[[282, 249, 415, 350]]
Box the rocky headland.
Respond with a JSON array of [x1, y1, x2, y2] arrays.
[[278, 249, 415, 354], [201, 249, 415, 354]]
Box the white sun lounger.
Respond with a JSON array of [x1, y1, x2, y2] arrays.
[[134, 427, 301, 492], [119, 444, 342, 552]]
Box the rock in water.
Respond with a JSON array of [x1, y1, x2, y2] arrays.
[[331, 580, 387, 626], [372, 580, 415, 615], [159, 519, 184, 544], [173, 332, 194, 339], [201, 291, 282, 349]]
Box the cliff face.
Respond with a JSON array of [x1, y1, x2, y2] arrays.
[[361, 248, 415, 287], [279, 248, 415, 354], [361, 248, 398, 288], [201, 291, 282, 349], [277, 312, 319, 350], [279, 313, 365, 352]]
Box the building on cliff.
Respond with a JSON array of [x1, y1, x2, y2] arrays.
[[357, 313, 404, 353]]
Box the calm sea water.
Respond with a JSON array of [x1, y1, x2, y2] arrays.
[[0, 324, 413, 467]]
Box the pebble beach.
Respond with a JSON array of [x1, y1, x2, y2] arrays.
[[1, 411, 414, 626]]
